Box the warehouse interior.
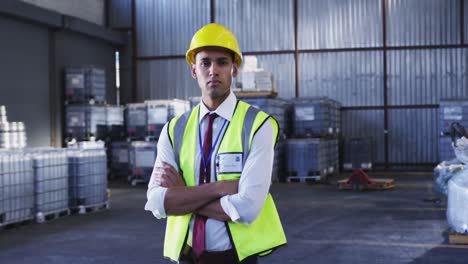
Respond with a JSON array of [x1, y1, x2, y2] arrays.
[[1, 0, 468, 263]]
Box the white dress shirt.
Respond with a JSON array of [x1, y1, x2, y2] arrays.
[[144, 91, 275, 252]]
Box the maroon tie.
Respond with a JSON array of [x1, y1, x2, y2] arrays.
[[193, 113, 218, 257]]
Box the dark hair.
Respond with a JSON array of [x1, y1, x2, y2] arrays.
[[194, 46, 236, 64]]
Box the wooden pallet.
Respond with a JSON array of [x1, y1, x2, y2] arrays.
[[337, 178, 395, 191], [449, 231, 468, 245], [234, 90, 277, 98]]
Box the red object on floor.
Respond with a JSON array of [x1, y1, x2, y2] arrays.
[[338, 168, 394, 191], [346, 168, 373, 186]]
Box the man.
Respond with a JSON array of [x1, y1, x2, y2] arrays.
[[145, 23, 286, 264]]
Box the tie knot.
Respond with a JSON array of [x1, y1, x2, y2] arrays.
[[207, 113, 218, 124]]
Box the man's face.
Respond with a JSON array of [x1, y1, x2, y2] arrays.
[[191, 48, 238, 102]]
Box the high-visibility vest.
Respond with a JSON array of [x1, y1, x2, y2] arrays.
[[164, 100, 287, 262]]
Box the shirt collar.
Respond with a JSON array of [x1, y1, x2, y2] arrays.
[[198, 91, 237, 123]]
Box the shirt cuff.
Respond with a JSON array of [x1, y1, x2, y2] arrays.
[[144, 187, 168, 219], [220, 195, 241, 223]]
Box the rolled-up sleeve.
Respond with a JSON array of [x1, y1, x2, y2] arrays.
[[144, 123, 178, 219], [220, 119, 275, 224]]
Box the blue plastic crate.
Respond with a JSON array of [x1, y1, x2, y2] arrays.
[[65, 66, 106, 103], [73, 184, 107, 205], [342, 138, 374, 170], [324, 138, 339, 174], [30, 148, 69, 215], [273, 141, 286, 182], [65, 68, 86, 102], [110, 141, 130, 178], [86, 67, 106, 103], [439, 100, 468, 136], [291, 97, 341, 137], [286, 138, 329, 177], [0, 150, 34, 225], [106, 105, 124, 127], [145, 99, 189, 139], [128, 141, 157, 184], [240, 98, 292, 139], [67, 145, 107, 207], [125, 103, 147, 140], [106, 105, 125, 140], [65, 105, 107, 141]]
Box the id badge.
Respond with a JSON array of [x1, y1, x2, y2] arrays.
[[216, 153, 243, 174]]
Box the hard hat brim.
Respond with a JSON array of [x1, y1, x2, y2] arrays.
[[186, 46, 243, 67]]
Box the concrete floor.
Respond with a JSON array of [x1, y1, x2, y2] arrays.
[[0, 172, 467, 263]]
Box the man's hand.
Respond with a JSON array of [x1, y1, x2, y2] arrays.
[[155, 162, 185, 188], [161, 168, 239, 216], [217, 180, 239, 196]]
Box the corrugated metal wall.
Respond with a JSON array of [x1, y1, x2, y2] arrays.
[[20, 0, 106, 26], [134, 0, 468, 168], [341, 110, 385, 163], [216, 0, 294, 51], [299, 51, 384, 106], [255, 54, 296, 99], [388, 108, 438, 163], [298, 0, 383, 49], [119, 33, 134, 105], [388, 48, 468, 105], [0, 16, 50, 147], [109, 0, 132, 29], [136, 0, 210, 57], [138, 59, 199, 100], [465, 0, 468, 44], [135, 0, 295, 100], [386, 0, 460, 46], [137, 54, 296, 101]]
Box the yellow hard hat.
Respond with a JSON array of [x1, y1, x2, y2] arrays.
[[186, 23, 243, 66]]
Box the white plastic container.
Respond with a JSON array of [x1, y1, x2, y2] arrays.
[[0, 122, 10, 148], [0, 105, 7, 123], [447, 169, 468, 233]]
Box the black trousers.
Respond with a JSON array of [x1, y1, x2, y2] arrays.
[[179, 248, 258, 264]]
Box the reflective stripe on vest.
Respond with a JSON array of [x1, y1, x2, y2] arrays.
[[165, 100, 287, 262]]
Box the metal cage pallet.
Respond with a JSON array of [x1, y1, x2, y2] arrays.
[[30, 148, 70, 223], [144, 99, 189, 139], [0, 150, 34, 227], [125, 103, 147, 140], [65, 105, 107, 141], [71, 201, 110, 215], [439, 100, 468, 136], [239, 97, 292, 140], [291, 97, 341, 138], [36, 208, 70, 224], [64, 66, 106, 104], [67, 144, 108, 208], [128, 141, 157, 186], [342, 138, 374, 171], [286, 138, 336, 182], [109, 141, 130, 179]]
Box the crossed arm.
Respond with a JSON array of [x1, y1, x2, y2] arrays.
[[146, 120, 274, 224], [154, 162, 238, 221]]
